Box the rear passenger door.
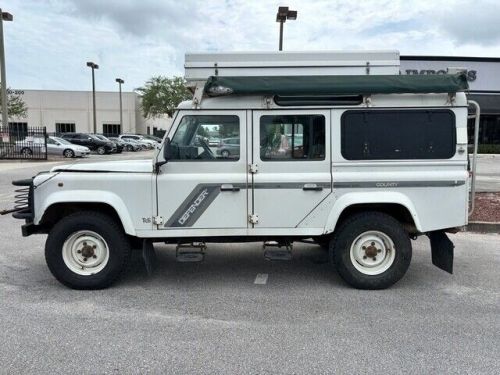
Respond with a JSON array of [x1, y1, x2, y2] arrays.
[[250, 110, 332, 228]]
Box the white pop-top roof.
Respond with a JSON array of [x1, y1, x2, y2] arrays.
[[185, 50, 400, 81]]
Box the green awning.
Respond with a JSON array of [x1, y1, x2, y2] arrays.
[[204, 73, 469, 96]]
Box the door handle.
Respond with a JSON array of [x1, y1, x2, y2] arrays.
[[303, 183, 323, 191], [220, 184, 240, 192]]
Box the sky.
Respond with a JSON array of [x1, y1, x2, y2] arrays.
[[3, 0, 500, 92]]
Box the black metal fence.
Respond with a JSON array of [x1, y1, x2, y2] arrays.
[[0, 126, 47, 160]]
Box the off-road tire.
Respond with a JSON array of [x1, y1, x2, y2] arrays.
[[45, 211, 131, 289], [331, 211, 412, 290]]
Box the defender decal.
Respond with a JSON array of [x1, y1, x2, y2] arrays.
[[164, 184, 222, 228]]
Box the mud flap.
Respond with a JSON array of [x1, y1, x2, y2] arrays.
[[142, 240, 157, 276], [427, 231, 454, 274]]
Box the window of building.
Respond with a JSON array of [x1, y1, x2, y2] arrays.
[[260, 115, 325, 161], [103, 124, 121, 136], [55, 123, 75, 133], [341, 110, 456, 160], [8, 122, 28, 134], [170, 115, 240, 161]]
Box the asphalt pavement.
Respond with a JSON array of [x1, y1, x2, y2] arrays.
[[0, 153, 499, 374]]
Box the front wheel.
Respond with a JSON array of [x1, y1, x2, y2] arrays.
[[331, 212, 412, 289], [221, 150, 230, 158], [96, 146, 106, 155], [63, 149, 75, 158], [45, 211, 131, 289]]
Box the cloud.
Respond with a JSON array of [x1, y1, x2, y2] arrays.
[[432, 0, 500, 45], [4, 0, 500, 92]]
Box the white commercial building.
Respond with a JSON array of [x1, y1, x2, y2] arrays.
[[7, 89, 172, 136]]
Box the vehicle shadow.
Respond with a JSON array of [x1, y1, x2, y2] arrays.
[[122, 242, 345, 289]]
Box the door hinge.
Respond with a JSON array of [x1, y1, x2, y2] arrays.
[[249, 214, 259, 224], [153, 216, 164, 225], [249, 163, 258, 174]]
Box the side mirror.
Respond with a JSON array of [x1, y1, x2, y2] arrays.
[[156, 137, 171, 173], [163, 137, 172, 161]]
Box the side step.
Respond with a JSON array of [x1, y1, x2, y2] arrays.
[[263, 240, 292, 261], [176, 242, 206, 262]]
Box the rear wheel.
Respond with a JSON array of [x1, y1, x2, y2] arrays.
[[45, 211, 131, 289], [221, 150, 230, 158], [20, 147, 33, 157], [63, 149, 75, 158], [126, 145, 133, 152], [331, 212, 412, 289]]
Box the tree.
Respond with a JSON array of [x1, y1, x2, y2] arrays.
[[0, 87, 28, 123], [136, 76, 191, 118]]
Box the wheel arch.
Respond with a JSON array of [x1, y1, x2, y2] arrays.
[[325, 192, 422, 234], [37, 191, 136, 235]]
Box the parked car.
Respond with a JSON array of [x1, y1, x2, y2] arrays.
[[109, 137, 140, 152], [94, 135, 123, 153], [14, 136, 46, 157], [60, 133, 115, 155], [47, 136, 90, 158], [216, 137, 240, 158], [208, 137, 221, 147], [142, 134, 162, 143], [118, 134, 157, 149]]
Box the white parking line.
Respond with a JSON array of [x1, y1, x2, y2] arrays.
[[254, 273, 268, 285]]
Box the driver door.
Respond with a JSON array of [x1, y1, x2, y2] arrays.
[[156, 110, 248, 231]]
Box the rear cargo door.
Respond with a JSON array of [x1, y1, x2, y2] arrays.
[[250, 110, 332, 228]]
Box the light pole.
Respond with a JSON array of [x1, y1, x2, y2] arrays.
[[0, 9, 13, 128], [276, 6, 297, 51], [115, 78, 124, 133], [86, 61, 99, 134]]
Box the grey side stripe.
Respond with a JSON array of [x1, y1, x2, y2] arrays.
[[254, 182, 331, 189], [164, 183, 246, 228], [333, 180, 466, 188]]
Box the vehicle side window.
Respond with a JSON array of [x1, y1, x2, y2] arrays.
[[341, 110, 456, 160], [46, 138, 56, 145], [260, 115, 325, 161], [170, 115, 240, 161]]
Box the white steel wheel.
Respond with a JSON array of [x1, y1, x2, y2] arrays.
[[349, 230, 396, 276], [62, 230, 110, 276]]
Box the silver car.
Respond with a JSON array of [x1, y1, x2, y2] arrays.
[[47, 136, 90, 157]]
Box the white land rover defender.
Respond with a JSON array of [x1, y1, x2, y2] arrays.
[[6, 51, 480, 290]]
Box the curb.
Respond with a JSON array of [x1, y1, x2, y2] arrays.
[[466, 221, 500, 234]]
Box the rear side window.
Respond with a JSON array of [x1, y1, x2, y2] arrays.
[[341, 110, 456, 160]]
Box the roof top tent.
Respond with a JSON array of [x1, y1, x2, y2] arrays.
[[185, 50, 401, 82], [183, 51, 469, 106]]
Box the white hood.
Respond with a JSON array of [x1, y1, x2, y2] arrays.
[[51, 159, 153, 173]]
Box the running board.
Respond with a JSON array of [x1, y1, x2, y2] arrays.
[[263, 241, 292, 261], [176, 242, 206, 262]]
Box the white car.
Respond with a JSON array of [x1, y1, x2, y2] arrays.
[[118, 134, 158, 149]]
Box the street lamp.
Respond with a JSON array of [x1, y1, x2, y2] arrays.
[[0, 9, 13, 128], [115, 78, 124, 133], [276, 6, 297, 51], [86, 61, 99, 134]]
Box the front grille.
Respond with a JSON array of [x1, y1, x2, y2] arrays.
[[12, 179, 34, 221]]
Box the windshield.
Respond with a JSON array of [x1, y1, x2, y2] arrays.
[[52, 137, 73, 145]]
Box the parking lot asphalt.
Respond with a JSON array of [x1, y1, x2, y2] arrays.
[[0, 154, 499, 374]]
